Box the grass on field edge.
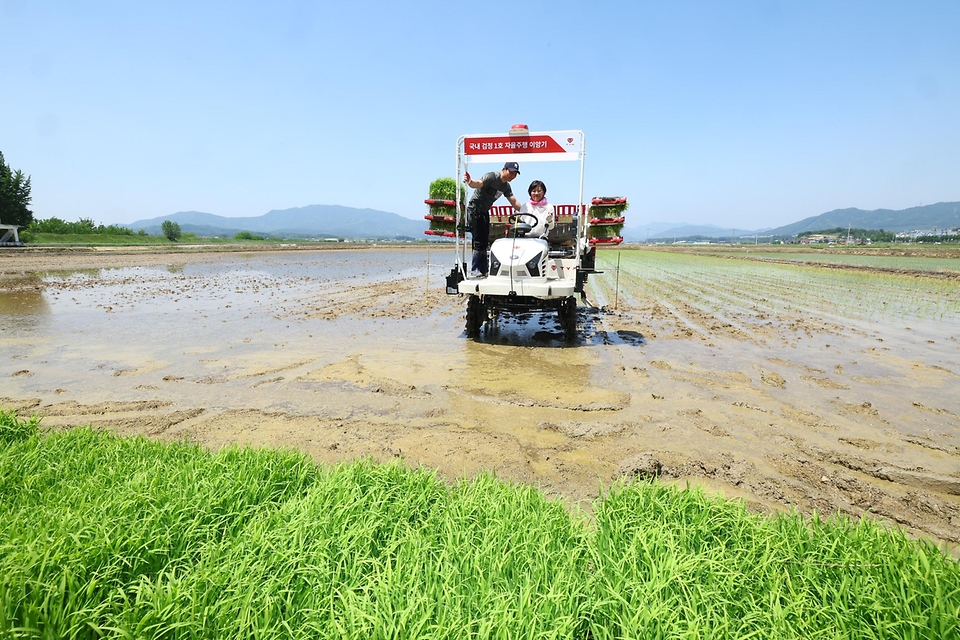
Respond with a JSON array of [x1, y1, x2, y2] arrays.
[[2, 409, 958, 639]]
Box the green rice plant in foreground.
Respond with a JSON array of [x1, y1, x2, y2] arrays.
[[0, 425, 317, 639], [0, 409, 40, 444], [587, 481, 959, 639], [121, 467, 589, 639], [1, 418, 958, 639]]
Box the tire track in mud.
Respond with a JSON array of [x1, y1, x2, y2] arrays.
[[447, 386, 630, 412], [293, 353, 435, 399], [616, 441, 960, 544], [195, 358, 319, 385], [292, 277, 459, 321], [0, 397, 205, 438], [765, 449, 960, 544]]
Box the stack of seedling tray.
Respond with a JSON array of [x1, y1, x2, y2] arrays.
[[587, 196, 627, 246], [424, 177, 465, 238]]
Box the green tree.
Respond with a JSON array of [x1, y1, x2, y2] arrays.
[[0, 151, 33, 228], [161, 220, 182, 241]]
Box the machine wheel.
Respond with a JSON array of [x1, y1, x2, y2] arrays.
[[558, 296, 577, 340], [465, 295, 485, 337]]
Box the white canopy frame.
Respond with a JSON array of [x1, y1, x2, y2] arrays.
[[453, 129, 586, 277]]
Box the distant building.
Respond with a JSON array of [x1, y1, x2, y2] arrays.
[[799, 234, 839, 244], [896, 227, 959, 241]]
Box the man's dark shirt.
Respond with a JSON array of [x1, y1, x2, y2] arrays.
[[468, 172, 514, 214]]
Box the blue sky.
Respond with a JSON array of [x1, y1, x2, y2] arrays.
[[2, 1, 957, 231]]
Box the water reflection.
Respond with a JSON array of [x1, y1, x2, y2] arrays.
[[461, 329, 629, 411], [467, 305, 634, 349], [39, 266, 172, 283], [37, 269, 102, 280], [0, 275, 51, 316], [1, 249, 439, 338], [465, 339, 591, 383]]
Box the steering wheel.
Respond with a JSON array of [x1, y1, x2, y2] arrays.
[[509, 212, 539, 228]]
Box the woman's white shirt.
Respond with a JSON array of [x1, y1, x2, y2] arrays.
[[520, 202, 555, 238]]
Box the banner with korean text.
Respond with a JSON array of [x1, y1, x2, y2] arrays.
[[462, 130, 582, 163]]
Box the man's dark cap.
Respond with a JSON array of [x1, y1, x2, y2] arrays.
[[503, 161, 520, 174]]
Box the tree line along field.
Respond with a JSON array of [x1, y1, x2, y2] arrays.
[[1, 412, 958, 639]]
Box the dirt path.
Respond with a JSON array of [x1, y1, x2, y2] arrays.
[[2, 246, 959, 552]]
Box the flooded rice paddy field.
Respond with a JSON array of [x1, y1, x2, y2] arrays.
[[2, 245, 959, 549]]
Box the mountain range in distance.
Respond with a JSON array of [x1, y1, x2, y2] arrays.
[[126, 201, 960, 242], [127, 205, 426, 240], [623, 201, 960, 242]]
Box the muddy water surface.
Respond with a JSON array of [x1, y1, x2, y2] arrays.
[[2, 246, 959, 551]]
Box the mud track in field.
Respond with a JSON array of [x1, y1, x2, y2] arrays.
[[2, 246, 959, 552]]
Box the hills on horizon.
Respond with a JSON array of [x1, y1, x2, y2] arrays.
[[126, 201, 960, 242], [127, 205, 425, 240], [623, 201, 960, 242]]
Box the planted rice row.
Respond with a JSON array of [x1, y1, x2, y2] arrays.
[[595, 249, 960, 323]]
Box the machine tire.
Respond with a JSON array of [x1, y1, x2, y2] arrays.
[[465, 295, 485, 337], [559, 296, 577, 340]]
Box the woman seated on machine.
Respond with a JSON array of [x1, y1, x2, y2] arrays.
[[519, 180, 555, 239]]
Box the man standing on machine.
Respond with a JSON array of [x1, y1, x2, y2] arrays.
[[463, 161, 522, 277]]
